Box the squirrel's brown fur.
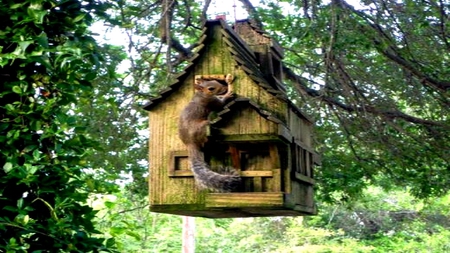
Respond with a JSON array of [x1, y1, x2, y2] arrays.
[[178, 77, 241, 192]]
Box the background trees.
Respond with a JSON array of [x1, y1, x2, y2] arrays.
[[0, 0, 116, 251], [93, 0, 448, 251], [94, 187, 450, 252], [1, 0, 448, 251], [97, 0, 449, 202], [90, 0, 448, 251]]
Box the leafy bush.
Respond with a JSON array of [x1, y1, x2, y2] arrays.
[[0, 0, 115, 251]]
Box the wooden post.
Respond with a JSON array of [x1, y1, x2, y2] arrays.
[[182, 216, 195, 253]]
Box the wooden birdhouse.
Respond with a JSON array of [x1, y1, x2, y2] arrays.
[[143, 19, 319, 218]]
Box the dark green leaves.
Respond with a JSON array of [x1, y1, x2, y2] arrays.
[[0, 0, 116, 251]]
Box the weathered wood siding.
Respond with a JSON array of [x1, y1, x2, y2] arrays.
[[286, 108, 316, 213], [234, 73, 288, 124], [148, 72, 207, 206], [289, 108, 313, 146], [219, 106, 279, 136], [147, 20, 317, 217]]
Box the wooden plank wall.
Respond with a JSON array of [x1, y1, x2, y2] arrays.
[[148, 72, 207, 206], [289, 109, 312, 145], [148, 23, 310, 210], [219, 106, 278, 136], [287, 108, 316, 211]]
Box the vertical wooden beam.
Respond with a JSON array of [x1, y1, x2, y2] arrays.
[[306, 151, 311, 177], [254, 177, 263, 192], [228, 145, 241, 170], [269, 144, 280, 168], [269, 144, 281, 192], [272, 169, 281, 192], [285, 144, 292, 194]]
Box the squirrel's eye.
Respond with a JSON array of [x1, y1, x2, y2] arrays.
[[207, 87, 215, 91]]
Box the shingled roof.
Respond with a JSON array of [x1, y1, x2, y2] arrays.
[[143, 19, 289, 110], [142, 19, 313, 123]]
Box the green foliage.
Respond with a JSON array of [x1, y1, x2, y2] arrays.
[[200, 188, 450, 253], [78, 42, 149, 196], [2, 0, 445, 251], [93, 190, 182, 252], [90, 184, 450, 252], [0, 0, 115, 251], [93, 0, 450, 204], [305, 187, 450, 252], [256, 0, 450, 201]]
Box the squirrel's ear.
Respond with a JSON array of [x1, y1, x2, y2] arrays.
[[194, 83, 204, 91], [194, 78, 204, 91], [225, 74, 234, 84], [194, 78, 203, 85]]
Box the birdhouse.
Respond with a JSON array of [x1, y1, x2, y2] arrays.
[[143, 19, 319, 218]]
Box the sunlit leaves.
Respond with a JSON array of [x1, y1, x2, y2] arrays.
[[0, 0, 115, 251], [252, 0, 450, 201]]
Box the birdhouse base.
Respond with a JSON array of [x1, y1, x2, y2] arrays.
[[149, 192, 316, 218]]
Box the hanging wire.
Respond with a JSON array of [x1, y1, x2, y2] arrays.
[[233, 0, 237, 23]]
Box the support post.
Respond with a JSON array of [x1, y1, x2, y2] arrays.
[[182, 216, 195, 253]]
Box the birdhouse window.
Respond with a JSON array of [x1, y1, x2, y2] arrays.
[[168, 151, 192, 177], [292, 140, 315, 185], [272, 55, 282, 81]]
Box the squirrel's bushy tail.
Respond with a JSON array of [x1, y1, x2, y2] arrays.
[[188, 145, 241, 192]]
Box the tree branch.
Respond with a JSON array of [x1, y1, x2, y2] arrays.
[[117, 205, 150, 214], [282, 65, 448, 128], [160, 0, 193, 65], [201, 0, 212, 25], [238, 0, 264, 29], [338, 0, 450, 92]]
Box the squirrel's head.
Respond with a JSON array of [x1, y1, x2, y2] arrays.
[[194, 79, 228, 96]]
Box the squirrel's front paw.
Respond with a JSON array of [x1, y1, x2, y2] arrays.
[[218, 92, 234, 100]]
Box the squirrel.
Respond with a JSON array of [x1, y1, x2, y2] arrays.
[[178, 75, 241, 192]]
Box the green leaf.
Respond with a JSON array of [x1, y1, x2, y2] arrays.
[[105, 238, 116, 248], [0, 123, 9, 132], [30, 120, 41, 131], [12, 86, 22, 94], [32, 149, 40, 160], [27, 5, 47, 24], [104, 201, 115, 209], [25, 163, 38, 175], [85, 72, 97, 81], [2, 205, 17, 212], [14, 213, 29, 225], [73, 13, 86, 23], [36, 32, 49, 48], [3, 162, 13, 173], [10, 3, 25, 9], [30, 49, 44, 56], [18, 41, 32, 53], [109, 226, 126, 236], [17, 198, 23, 209], [126, 230, 142, 240]]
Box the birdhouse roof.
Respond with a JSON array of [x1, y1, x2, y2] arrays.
[[142, 19, 312, 122]]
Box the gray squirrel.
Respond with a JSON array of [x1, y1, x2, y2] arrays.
[[178, 75, 241, 192]]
